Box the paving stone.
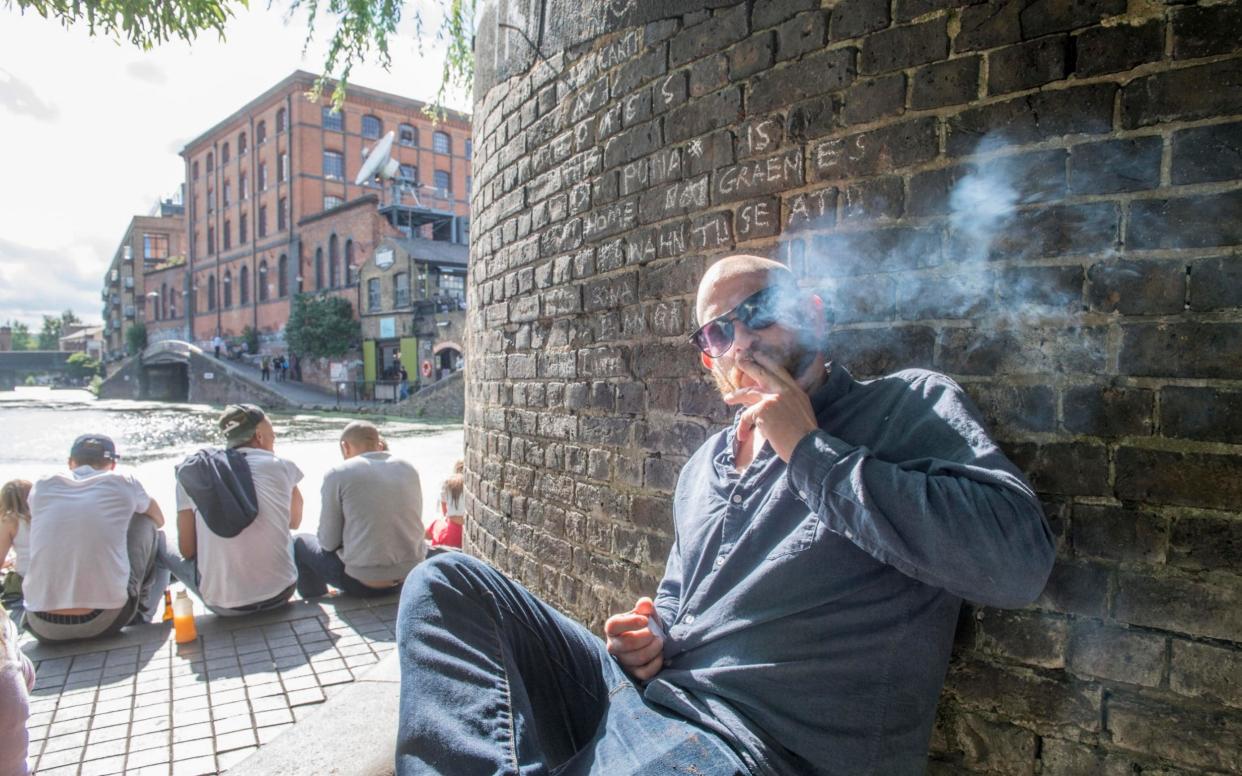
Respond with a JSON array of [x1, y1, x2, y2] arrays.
[[79, 754, 128, 776], [171, 755, 218, 776]]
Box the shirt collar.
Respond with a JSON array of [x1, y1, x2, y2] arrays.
[[71, 465, 105, 479]]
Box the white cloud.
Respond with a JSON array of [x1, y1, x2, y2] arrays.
[[0, 1, 470, 328]]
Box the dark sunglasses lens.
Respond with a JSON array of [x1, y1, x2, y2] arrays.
[[699, 320, 734, 357], [738, 289, 780, 330]]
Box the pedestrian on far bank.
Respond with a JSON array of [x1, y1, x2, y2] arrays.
[[212, 334, 224, 359], [261, 356, 271, 382], [425, 460, 464, 550], [278, 355, 289, 383], [160, 405, 302, 616], [293, 421, 425, 599]]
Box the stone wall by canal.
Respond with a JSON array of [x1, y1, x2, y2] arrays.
[[466, 0, 1242, 770]]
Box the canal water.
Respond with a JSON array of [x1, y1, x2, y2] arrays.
[[0, 387, 465, 552]]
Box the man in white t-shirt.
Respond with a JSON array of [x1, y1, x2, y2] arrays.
[[159, 404, 303, 616], [23, 435, 171, 644]]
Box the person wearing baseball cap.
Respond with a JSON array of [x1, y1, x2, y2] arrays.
[[22, 434, 171, 644], [159, 405, 304, 616]]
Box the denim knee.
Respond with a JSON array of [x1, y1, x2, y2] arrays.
[[397, 553, 493, 634]]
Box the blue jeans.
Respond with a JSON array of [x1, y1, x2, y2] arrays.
[[395, 553, 749, 776], [292, 534, 402, 599]]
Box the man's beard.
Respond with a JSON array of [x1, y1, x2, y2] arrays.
[[711, 343, 821, 396]]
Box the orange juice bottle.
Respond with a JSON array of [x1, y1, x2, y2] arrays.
[[172, 589, 198, 644], [162, 589, 174, 622]]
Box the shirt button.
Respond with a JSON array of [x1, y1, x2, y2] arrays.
[[844, 530, 855, 540], [683, 614, 696, 625], [799, 490, 808, 500], [714, 556, 724, 567], [731, 494, 743, 504]]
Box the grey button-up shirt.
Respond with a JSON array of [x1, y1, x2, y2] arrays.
[[644, 366, 1055, 776]]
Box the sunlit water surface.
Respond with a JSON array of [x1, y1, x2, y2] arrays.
[[0, 387, 464, 551]]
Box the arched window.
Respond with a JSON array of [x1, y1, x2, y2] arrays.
[[329, 235, 339, 287], [256, 120, 267, 145], [315, 247, 324, 290], [239, 265, 250, 305], [207, 275, 216, 311], [221, 142, 230, 164], [223, 269, 233, 308], [276, 108, 286, 133], [345, 240, 355, 285], [433, 131, 450, 154], [278, 254, 289, 297], [362, 115, 382, 139], [223, 219, 231, 251], [399, 124, 417, 146], [206, 151, 214, 172], [238, 132, 247, 155], [259, 261, 270, 301]]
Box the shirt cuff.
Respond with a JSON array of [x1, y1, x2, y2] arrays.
[[787, 430, 853, 512]]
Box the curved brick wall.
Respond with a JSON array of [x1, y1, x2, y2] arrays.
[[465, 0, 1242, 770]]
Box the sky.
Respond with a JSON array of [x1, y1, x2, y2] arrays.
[[0, 1, 469, 329]]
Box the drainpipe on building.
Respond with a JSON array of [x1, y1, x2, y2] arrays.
[[249, 112, 259, 341], [214, 139, 222, 339], [184, 154, 194, 344]]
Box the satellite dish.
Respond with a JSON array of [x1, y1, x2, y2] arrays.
[[354, 131, 399, 186]]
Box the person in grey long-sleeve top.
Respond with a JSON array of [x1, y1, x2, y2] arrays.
[[393, 254, 1054, 776], [293, 421, 426, 599]]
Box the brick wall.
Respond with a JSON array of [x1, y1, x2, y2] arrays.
[[466, 0, 1242, 771]]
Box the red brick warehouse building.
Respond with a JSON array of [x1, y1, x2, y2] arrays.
[[180, 69, 472, 348]]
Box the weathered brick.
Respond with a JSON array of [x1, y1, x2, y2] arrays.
[[1161, 385, 1242, 444], [896, 0, 974, 23], [602, 119, 663, 169], [911, 56, 980, 110], [977, 610, 1070, 669], [945, 659, 1102, 732], [810, 117, 939, 180], [966, 383, 1057, 435], [711, 148, 804, 204], [952, 202, 1118, 262], [1035, 559, 1111, 618], [840, 73, 906, 126], [733, 197, 781, 241], [896, 271, 991, 320], [670, 3, 750, 67], [782, 186, 838, 232], [729, 32, 775, 81], [752, 0, 817, 30], [639, 255, 704, 298], [1086, 258, 1184, 315], [861, 17, 949, 75], [997, 265, 1084, 314], [611, 45, 668, 96], [824, 325, 936, 375], [1120, 322, 1242, 380], [1169, 515, 1242, 574], [1018, 0, 1126, 39], [1069, 136, 1163, 195], [938, 326, 1107, 378], [1106, 695, 1242, 773], [747, 47, 857, 115], [1071, 503, 1168, 564], [1122, 59, 1242, 129], [810, 225, 942, 276], [956, 0, 1022, 52], [1170, 640, 1242, 711], [1073, 20, 1164, 77], [1117, 445, 1242, 512], [819, 273, 896, 324], [689, 54, 729, 98], [1063, 385, 1154, 437], [776, 11, 827, 62], [637, 418, 707, 457], [685, 129, 735, 176], [638, 175, 710, 223], [1172, 2, 1242, 59], [735, 117, 784, 160], [1007, 441, 1110, 497], [987, 36, 1070, 95], [785, 95, 840, 142], [1142, 188, 1242, 248], [653, 70, 688, 114], [664, 87, 743, 143], [1066, 623, 1166, 688], [948, 712, 1039, 776], [841, 175, 904, 222], [828, 0, 889, 41], [1172, 121, 1242, 186], [947, 84, 1116, 156]]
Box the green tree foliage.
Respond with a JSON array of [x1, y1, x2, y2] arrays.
[[285, 294, 359, 358], [241, 325, 260, 355], [36, 309, 82, 350], [126, 321, 149, 355], [7, 0, 474, 114], [65, 351, 103, 380], [4, 321, 33, 350]]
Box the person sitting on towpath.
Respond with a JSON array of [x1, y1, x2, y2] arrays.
[[293, 420, 426, 599], [23, 435, 170, 643], [160, 404, 303, 616], [393, 254, 1056, 776]]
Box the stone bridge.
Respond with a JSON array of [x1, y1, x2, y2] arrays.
[[0, 350, 73, 388], [98, 340, 292, 407]]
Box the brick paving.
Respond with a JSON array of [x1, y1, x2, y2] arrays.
[[19, 594, 400, 775]]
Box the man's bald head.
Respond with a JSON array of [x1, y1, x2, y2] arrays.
[[695, 255, 797, 326], [340, 421, 384, 456]]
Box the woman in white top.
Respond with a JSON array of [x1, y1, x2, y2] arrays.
[[0, 480, 31, 620]]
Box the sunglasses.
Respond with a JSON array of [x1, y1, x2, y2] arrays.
[[689, 286, 789, 358]]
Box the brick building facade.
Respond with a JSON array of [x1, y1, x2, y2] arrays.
[[467, 0, 1242, 771], [101, 204, 187, 359], [180, 70, 472, 350]]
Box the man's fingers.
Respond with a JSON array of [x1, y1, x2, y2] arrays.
[[630, 654, 664, 682], [604, 613, 649, 637], [612, 632, 664, 666], [733, 354, 779, 392], [722, 387, 765, 406], [748, 350, 798, 391]]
